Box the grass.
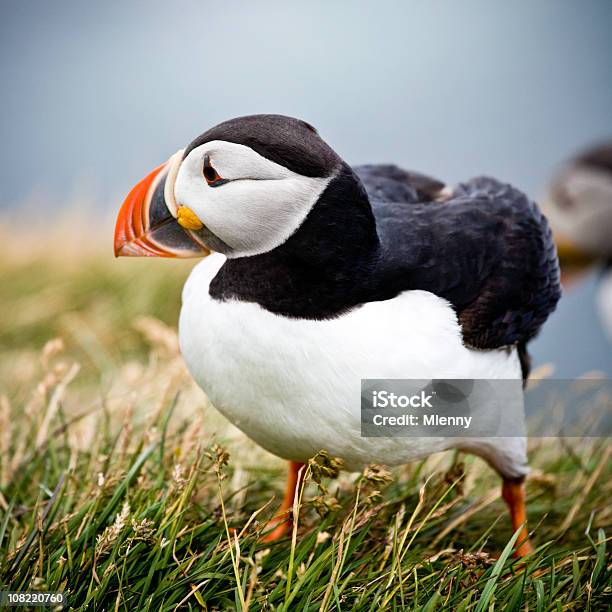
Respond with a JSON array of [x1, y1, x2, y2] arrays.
[[0, 223, 610, 610]]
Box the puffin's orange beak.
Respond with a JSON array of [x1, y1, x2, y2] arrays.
[[114, 152, 210, 258]]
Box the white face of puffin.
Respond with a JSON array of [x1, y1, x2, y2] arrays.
[[174, 140, 333, 257]]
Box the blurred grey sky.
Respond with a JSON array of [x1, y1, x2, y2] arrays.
[[1, 0, 610, 374]]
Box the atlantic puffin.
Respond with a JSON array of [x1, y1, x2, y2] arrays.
[[544, 140, 612, 338], [114, 114, 561, 556]]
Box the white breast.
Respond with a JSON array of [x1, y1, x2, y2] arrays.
[[179, 254, 527, 477]]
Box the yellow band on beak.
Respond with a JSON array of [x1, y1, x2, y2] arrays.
[[177, 206, 204, 231]]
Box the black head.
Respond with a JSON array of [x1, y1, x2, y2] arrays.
[[184, 114, 341, 178]]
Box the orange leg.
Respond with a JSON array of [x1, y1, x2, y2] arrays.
[[502, 478, 534, 558], [263, 461, 305, 542]]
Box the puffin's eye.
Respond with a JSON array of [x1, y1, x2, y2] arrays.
[[203, 155, 227, 187]]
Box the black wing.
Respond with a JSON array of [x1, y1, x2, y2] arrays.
[[363, 170, 561, 350]]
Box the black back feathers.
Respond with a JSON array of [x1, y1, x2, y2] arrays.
[[371, 172, 561, 349]]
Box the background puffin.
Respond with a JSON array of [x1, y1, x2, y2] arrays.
[[544, 140, 612, 340], [114, 114, 561, 556]]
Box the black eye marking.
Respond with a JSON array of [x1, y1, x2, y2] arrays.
[[203, 154, 229, 187]]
